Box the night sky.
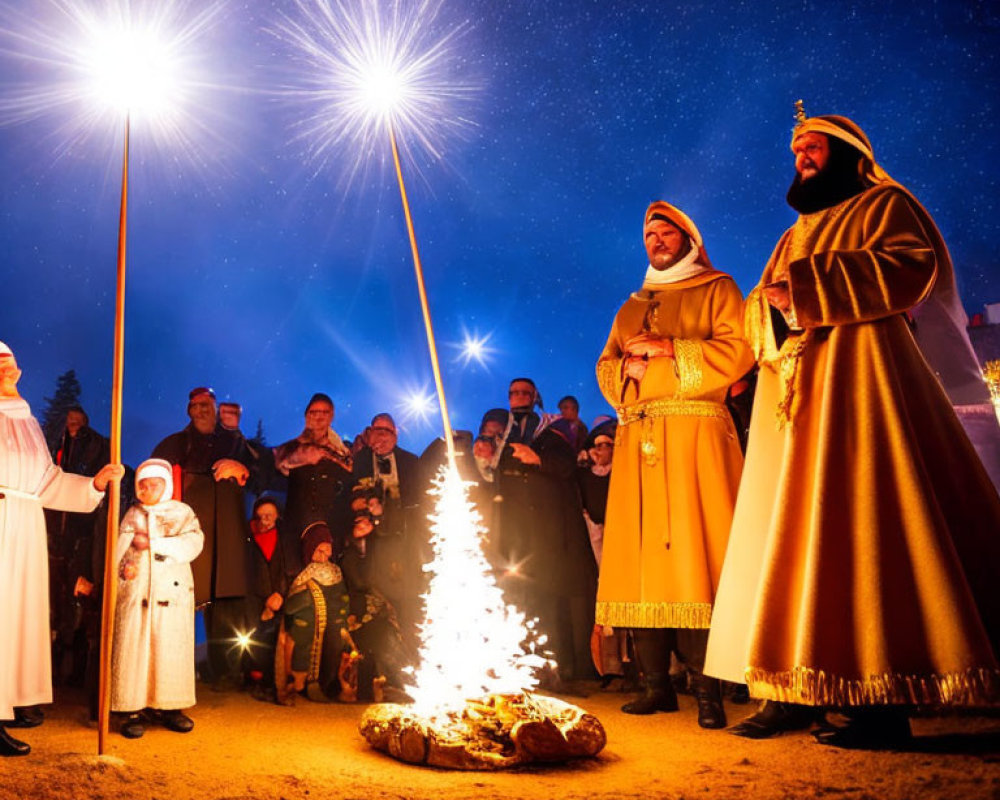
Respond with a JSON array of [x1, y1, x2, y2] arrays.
[[2, 0, 998, 467]]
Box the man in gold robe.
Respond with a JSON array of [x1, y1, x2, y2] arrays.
[[705, 110, 1000, 748], [595, 202, 752, 728]]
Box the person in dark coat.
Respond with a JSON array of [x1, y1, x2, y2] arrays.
[[343, 413, 421, 645], [219, 400, 279, 505], [45, 405, 110, 687], [557, 395, 589, 454], [243, 497, 296, 700], [151, 386, 255, 687], [576, 419, 630, 683], [272, 393, 353, 572], [485, 393, 599, 686]]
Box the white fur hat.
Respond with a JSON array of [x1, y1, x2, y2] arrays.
[[135, 457, 174, 503]]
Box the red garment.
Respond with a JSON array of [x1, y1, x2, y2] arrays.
[[250, 520, 278, 562]]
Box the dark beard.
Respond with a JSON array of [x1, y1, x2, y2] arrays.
[[786, 138, 868, 214]]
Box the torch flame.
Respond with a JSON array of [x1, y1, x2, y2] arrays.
[[406, 464, 550, 718]]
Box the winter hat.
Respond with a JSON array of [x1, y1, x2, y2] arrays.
[[135, 458, 174, 505], [300, 521, 333, 563]]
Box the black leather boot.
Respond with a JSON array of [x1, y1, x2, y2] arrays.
[[813, 707, 911, 750], [119, 713, 145, 739], [729, 700, 819, 739], [156, 709, 195, 733], [7, 706, 44, 728], [1, 725, 31, 756], [622, 628, 678, 714], [621, 671, 679, 714], [693, 675, 726, 729]]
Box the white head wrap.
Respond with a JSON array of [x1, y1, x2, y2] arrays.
[[135, 458, 174, 505], [0, 341, 12, 358]]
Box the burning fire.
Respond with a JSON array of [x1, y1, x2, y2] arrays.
[[405, 463, 550, 716], [360, 463, 606, 769]]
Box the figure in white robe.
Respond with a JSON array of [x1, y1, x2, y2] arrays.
[[0, 341, 118, 741], [111, 459, 203, 714]]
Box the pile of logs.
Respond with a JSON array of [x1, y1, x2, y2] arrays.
[[359, 692, 606, 770]]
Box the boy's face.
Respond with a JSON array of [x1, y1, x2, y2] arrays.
[[254, 503, 279, 529], [312, 542, 333, 563], [136, 477, 166, 506]]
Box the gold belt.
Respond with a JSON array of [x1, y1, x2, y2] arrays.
[[616, 398, 729, 426]]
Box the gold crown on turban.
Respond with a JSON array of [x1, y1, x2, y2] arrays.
[[790, 100, 891, 185]]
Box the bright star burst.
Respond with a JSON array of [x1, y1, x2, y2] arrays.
[[232, 629, 254, 652], [0, 0, 227, 160], [270, 0, 476, 181], [454, 328, 496, 369], [397, 386, 438, 426]]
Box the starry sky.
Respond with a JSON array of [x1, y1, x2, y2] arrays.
[[2, 0, 998, 467]]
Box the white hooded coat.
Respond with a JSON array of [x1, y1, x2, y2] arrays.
[[111, 460, 203, 712]]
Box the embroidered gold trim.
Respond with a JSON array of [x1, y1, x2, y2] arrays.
[[595, 600, 713, 629], [597, 359, 619, 403], [744, 288, 768, 362], [672, 338, 703, 397], [616, 398, 729, 426], [744, 665, 1000, 707], [774, 331, 812, 430], [306, 579, 328, 682]]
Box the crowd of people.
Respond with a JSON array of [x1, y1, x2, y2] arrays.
[[3, 108, 1000, 758], [14, 373, 656, 748]]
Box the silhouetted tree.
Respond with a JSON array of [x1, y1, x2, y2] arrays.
[[40, 369, 82, 452], [249, 418, 268, 447]]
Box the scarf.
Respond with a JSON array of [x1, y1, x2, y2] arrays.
[[641, 242, 711, 288], [250, 519, 278, 562]]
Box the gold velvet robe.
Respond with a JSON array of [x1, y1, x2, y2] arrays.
[[704, 184, 1000, 706], [594, 271, 753, 629]]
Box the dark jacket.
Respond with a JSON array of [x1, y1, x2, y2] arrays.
[[152, 424, 255, 604]]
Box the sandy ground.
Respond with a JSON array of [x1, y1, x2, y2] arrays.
[[2, 685, 999, 800]]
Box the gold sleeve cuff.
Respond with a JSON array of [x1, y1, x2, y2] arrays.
[[672, 339, 703, 397], [597, 358, 620, 403]]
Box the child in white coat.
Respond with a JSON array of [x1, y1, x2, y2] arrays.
[[111, 458, 204, 739]]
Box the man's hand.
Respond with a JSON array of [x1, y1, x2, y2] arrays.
[[764, 281, 791, 311], [509, 443, 540, 466], [624, 356, 648, 382], [73, 576, 94, 597], [353, 518, 374, 539], [266, 592, 284, 612], [132, 532, 149, 551], [213, 459, 249, 486], [472, 438, 496, 460], [624, 333, 674, 359], [92, 463, 125, 492]]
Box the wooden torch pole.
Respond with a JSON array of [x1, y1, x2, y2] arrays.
[[387, 123, 457, 469], [98, 112, 129, 755]]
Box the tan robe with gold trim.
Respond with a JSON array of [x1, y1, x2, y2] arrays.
[[705, 184, 1000, 706], [594, 271, 753, 629]]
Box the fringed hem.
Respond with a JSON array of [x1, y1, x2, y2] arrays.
[[745, 665, 1000, 707], [595, 600, 712, 629]]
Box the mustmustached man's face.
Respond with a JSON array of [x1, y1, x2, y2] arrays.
[[644, 219, 686, 270], [792, 131, 830, 181]]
